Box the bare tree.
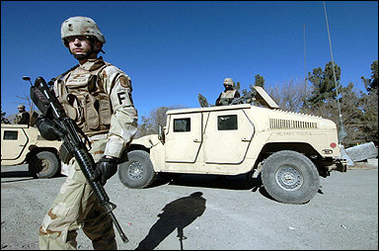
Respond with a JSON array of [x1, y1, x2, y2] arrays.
[[15, 93, 36, 114], [267, 79, 310, 113], [135, 105, 187, 138]]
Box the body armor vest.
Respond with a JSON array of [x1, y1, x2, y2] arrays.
[[14, 112, 22, 124], [220, 90, 237, 105], [55, 60, 113, 136]]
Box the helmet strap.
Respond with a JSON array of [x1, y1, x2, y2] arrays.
[[71, 45, 98, 60], [71, 48, 93, 60]]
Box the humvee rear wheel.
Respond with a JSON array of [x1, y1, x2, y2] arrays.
[[261, 150, 320, 204], [118, 150, 156, 189], [29, 151, 60, 178]]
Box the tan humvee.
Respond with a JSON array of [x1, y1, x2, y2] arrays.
[[1, 124, 62, 178], [119, 87, 347, 204]]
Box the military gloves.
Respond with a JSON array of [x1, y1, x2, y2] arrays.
[[92, 156, 119, 185]]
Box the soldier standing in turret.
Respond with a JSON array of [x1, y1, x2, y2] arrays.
[[14, 104, 30, 125], [215, 78, 240, 106], [37, 16, 138, 250]]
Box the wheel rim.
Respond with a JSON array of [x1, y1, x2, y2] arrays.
[[275, 165, 303, 191], [128, 161, 144, 180], [38, 159, 50, 173]]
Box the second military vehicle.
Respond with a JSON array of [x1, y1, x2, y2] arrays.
[[118, 87, 347, 204], [1, 124, 62, 178]]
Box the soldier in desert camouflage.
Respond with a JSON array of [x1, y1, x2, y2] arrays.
[[14, 104, 30, 125], [215, 78, 240, 106], [38, 16, 138, 250]]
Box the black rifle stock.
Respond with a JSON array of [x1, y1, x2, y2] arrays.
[[30, 76, 129, 243]]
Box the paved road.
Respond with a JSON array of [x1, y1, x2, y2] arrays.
[[1, 163, 378, 250]]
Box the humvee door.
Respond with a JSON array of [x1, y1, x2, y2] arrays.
[[203, 109, 254, 164], [1, 127, 28, 160], [165, 113, 202, 163]]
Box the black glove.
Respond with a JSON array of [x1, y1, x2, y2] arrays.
[[92, 156, 119, 185], [36, 116, 63, 140]]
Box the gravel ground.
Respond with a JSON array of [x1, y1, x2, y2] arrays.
[[1, 162, 378, 250]]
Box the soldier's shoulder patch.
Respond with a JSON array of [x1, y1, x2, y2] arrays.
[[119, 75, 131, 88]]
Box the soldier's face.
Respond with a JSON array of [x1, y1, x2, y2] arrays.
[[67, 36, 92, 58]]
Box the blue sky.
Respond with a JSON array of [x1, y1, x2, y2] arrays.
[[1, 1, 378, 119]]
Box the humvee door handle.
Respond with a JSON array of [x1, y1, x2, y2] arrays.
[[241, 137, 251, 142], [193, 139, 201, 143]]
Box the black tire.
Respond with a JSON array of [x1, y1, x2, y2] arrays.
[[28, 151, 60, 179], [118, 150, 156, 189], [261, 150, 320, 204]]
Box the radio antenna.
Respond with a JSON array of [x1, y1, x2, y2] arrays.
[[323, 1, 346, 142], [303, 23, 308, 106], [303, 24, 307, 83]]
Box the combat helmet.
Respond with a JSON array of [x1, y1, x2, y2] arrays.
[[61, 16, 106, 46], [17, 104, 25, 109], [223, 78, 234, 87]]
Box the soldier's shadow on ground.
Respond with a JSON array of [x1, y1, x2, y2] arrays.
[[1, 170, 35, 183], [1, 170, 32, 178], [1, 170, 64, 183], [149, 172, 274, 201], [135, 192, 206, 250]]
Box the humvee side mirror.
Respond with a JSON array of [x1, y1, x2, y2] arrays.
[[22, 76, 33, 86], [158, 124, 165, 144]]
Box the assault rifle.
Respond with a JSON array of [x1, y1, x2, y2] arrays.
[[24, 76, 129, 243], [230, 91, 255, 105]]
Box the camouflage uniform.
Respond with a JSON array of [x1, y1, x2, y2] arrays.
[[39, 135, 115, 250], [38, 58, 138, 249]]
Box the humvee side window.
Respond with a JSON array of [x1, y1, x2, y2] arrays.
[[174, 118, 191, 132], [3, 131, 18, 140], [218, 115, 238, 130]]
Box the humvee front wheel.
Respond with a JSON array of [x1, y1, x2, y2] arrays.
[[261, 150, 320, 204], [118, 150, 156, 188], [29, 151, 60, 178]]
